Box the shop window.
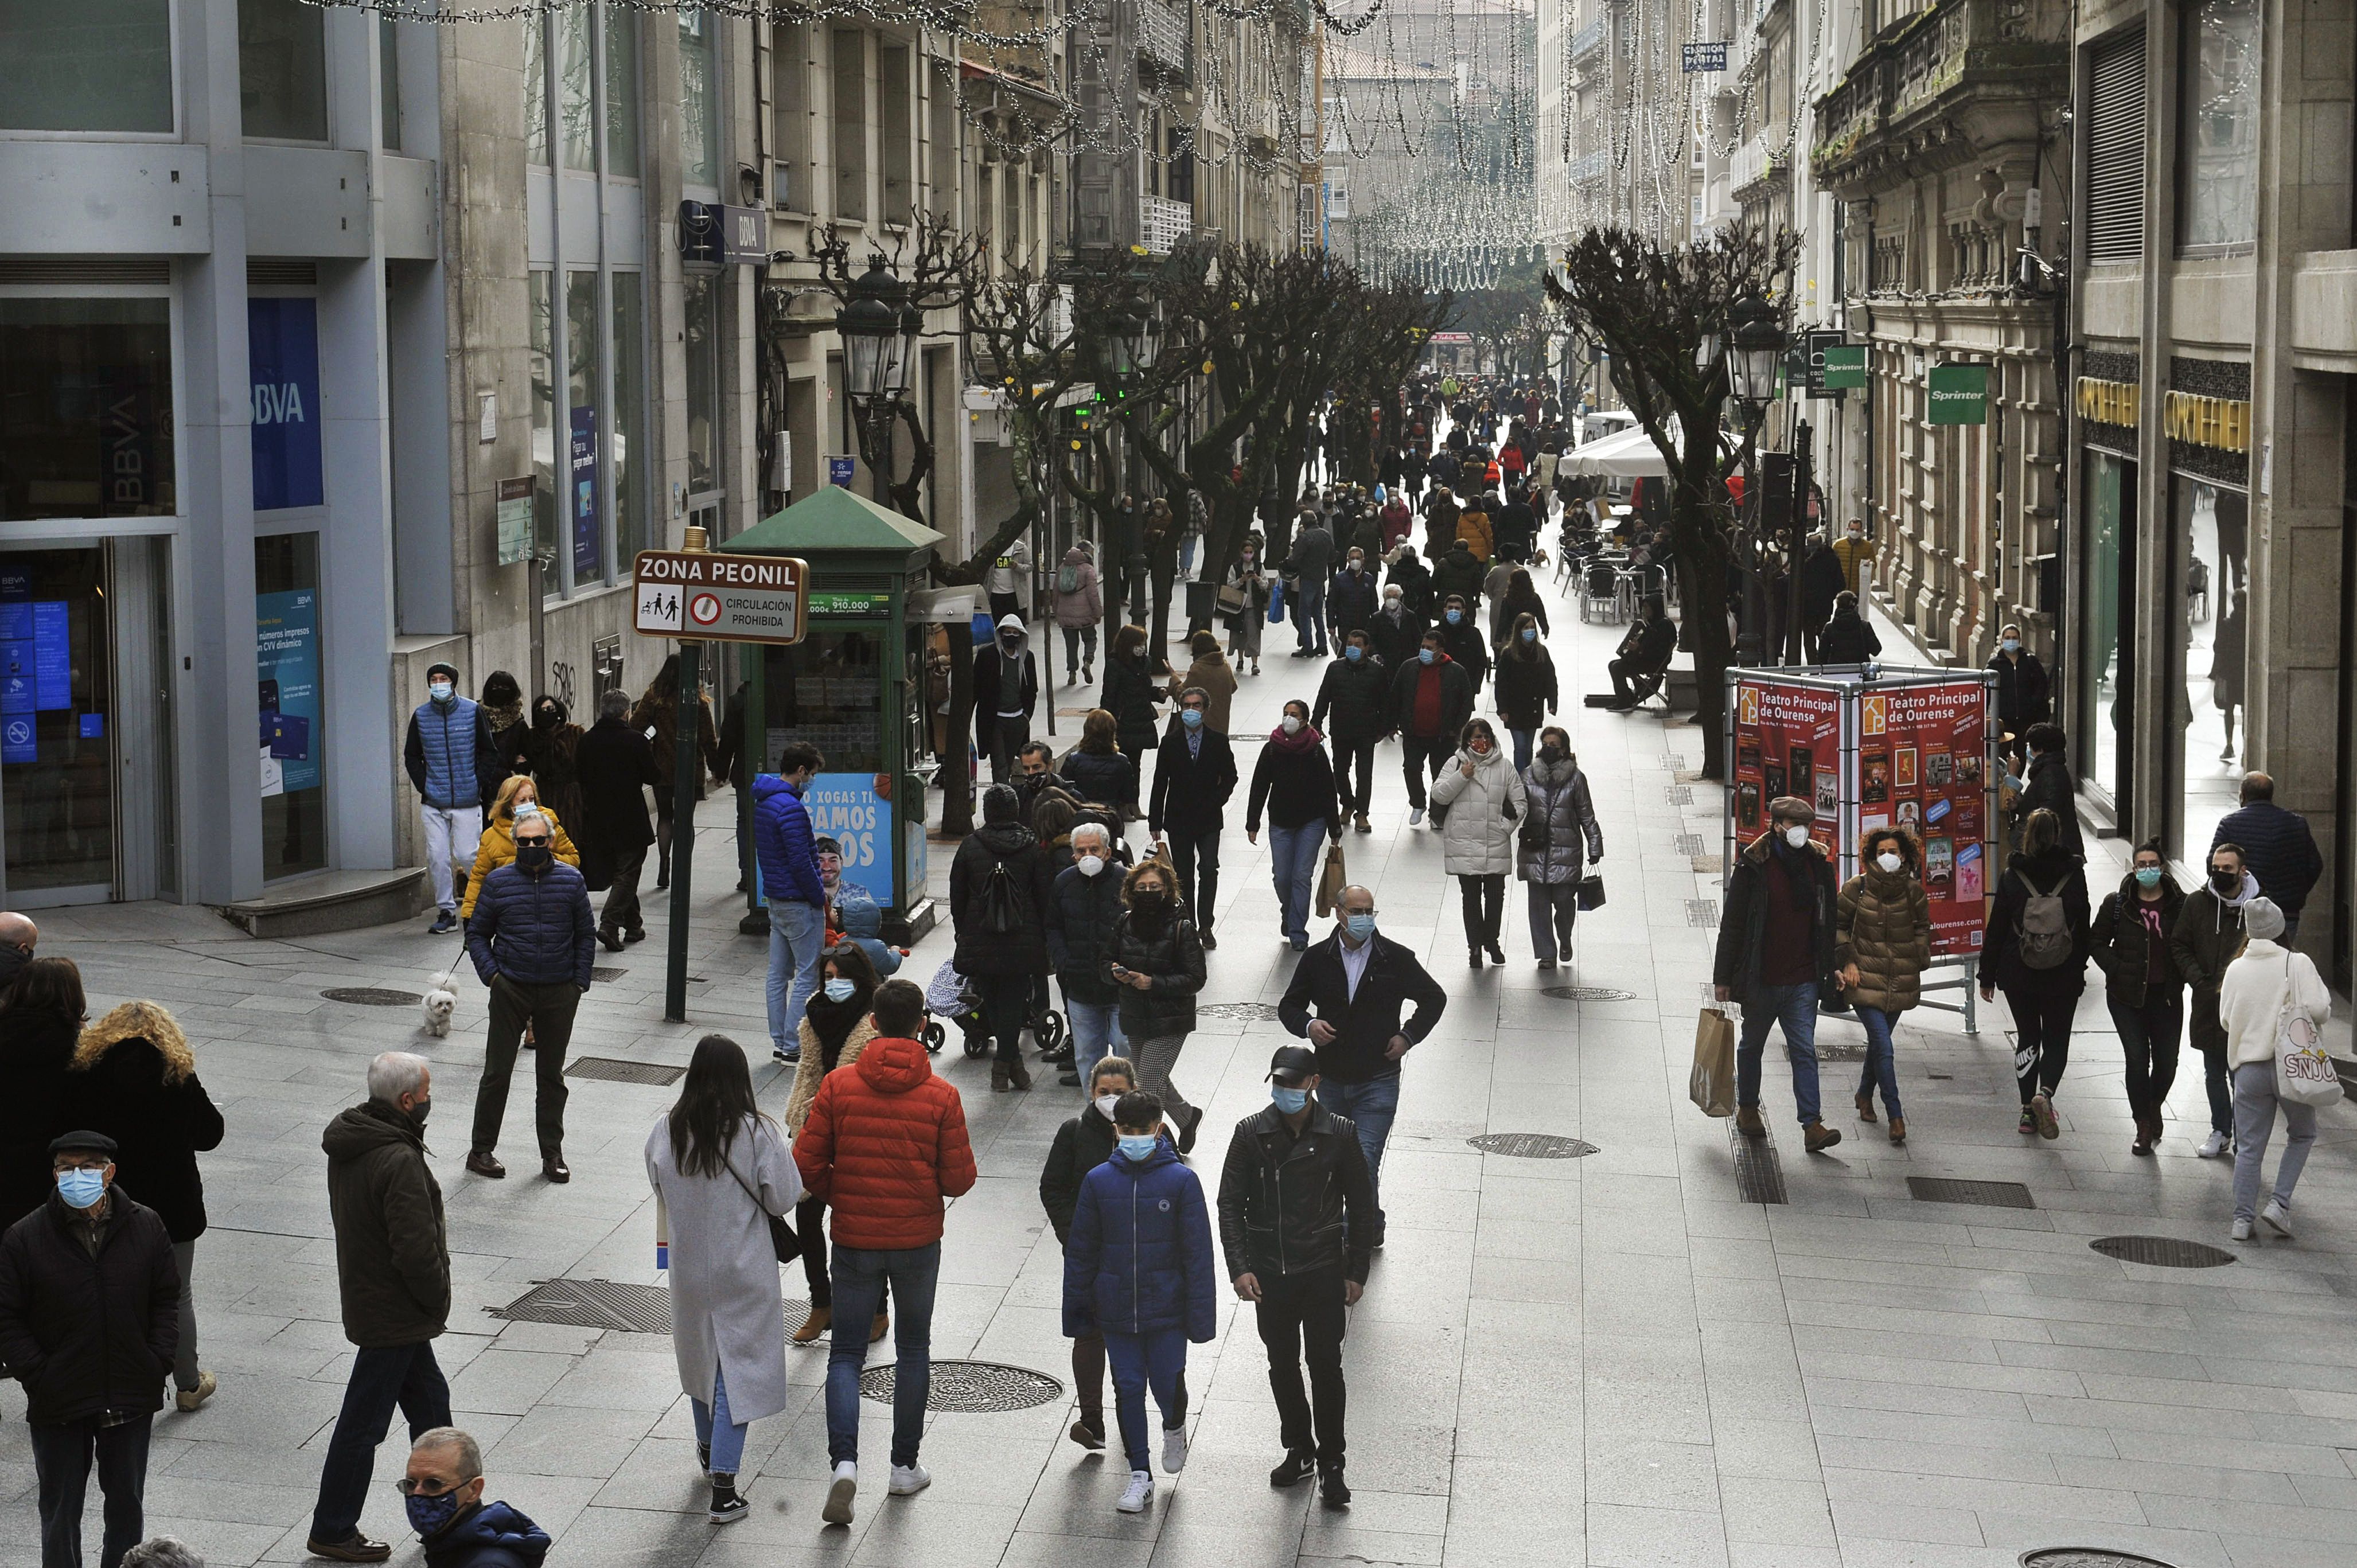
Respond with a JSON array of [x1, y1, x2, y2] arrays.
[[684, 271, 722, 497], [2178, 0, 2261, 253], [774, 20, 811, 209], [2079, 451, 2133, 806], [604, 1, 641, 177], [523, 14, 550, 166], [528, 272, 559, 568], [680, 6, 719, 188], [832, 30, 868, 220], [566, 271, 603, 582], [239, 0, 328, 142], [0, 549, 116, 894], [0, 299, 175, 522], [0, 0, 173, 133], [2173, 477, 2248, 858], [558, 0, 594, 171], [612, 271, 648, 565], [880, 43, 913, 226], [256, 532, 326, 879]]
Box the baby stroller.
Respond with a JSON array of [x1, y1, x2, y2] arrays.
[[831, 881, 906, 977], [922, 959, 985, 1056]]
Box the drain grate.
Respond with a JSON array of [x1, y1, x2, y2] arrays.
[[1665, 785, 1693, 805], [1673, 832, 1706, 856], [1468, 1132, 1598, 1159], [858, 1360, 1062, 1412], [590, 966, 627, 982], [1909, 1177, 2036, 1210], [1197, 1002, 1284, 1021], [490, 1279, 807, 1334], [2089, 1236, 2237, 1269], [564, 1056, 686, 1086], [1729, 1124, 1787, 1204], [1540, 985, 1638, 1002], [2020, 1550, 2184, 1568], [322, 987, 422, 1007], [1685, 898, 1720, 927]]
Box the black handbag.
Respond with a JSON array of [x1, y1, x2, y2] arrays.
[[1576, 872, 1606, 911], [722, 1149, 802, 1266]]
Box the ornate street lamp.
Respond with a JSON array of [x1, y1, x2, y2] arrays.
[[1692, 327, 1721, 377], [837, 258, 902, 405], [1725, 292, 1785, 405]]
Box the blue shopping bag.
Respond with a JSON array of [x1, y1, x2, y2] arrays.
[[1266, 577, 1285, 622]]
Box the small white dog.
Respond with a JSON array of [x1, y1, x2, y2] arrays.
[[421, 972, 458, 1037]]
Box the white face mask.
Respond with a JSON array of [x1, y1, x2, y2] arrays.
[[1281, 715, 1303, 735], [1094, 1093, 1121, 1118], [1876, 851, 1902, 874], [1784, 825, 1812, 849], [1077, 853, 1107, 877]]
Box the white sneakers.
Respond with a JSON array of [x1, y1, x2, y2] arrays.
[[2230, 1217, 2254, 1242], [822, 1462, 856, 1525], [888, 1464, 931, 1496], [1161, 1425, 1189, 1474], [2261, 1199, 2293, 1237], [2198, 1129, 2232, 1159], [1409, 806, 1425, 825], [1117, 1470, 1154, 1513]]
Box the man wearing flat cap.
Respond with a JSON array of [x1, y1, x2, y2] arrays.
[[0, 1130, 182, 1568], [1215, 1044, 1378, 1511]]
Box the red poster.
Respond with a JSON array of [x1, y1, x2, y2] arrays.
[[1732, 678, 1840, 855], [1860, 680, 1989, 957]]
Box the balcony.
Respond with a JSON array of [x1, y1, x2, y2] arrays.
[[1728, 132, 1787, 202], [1809, 0, 2065, 197], [1139, 0, 1190, 80], [1142, 194, 1193, 254]]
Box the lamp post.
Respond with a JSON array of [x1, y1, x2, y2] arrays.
[[836, 258, 902, 503], [1721, 292, 1794, 663]]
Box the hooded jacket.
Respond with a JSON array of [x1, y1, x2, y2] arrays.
[[1985, 846, 2091, 996], [972, 617, 1040, 744], [422, 1501, 552, 1568], [0, 1189, 180, 1424], [322, 1098, 450, 1347], [2220, 937, 2333, 1068], [2089, 872, 2189, 1009], [1517, 755, 1602, 884], [60, 1004, 225, 1245], [1712, 832, 1840, 1004], [1062, 1137, 1218, 1341], [1834, 863, 1934, 1013], [752, 774, 825, 909], [949, 814, 1056, 975], [784, 1011, 878, 1135], [1051, 549, 1103, 630], [792, 1035, 977, 1251], [1429, 742, 1521, 876], [2172, 869, 2257, 1056]]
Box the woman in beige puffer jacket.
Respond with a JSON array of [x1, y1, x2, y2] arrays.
[[1428, 717, 1522, 966], [1835, 826, 1933, 1144]]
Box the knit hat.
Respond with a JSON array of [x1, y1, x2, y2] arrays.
[[2243, 897, 2286, 942]]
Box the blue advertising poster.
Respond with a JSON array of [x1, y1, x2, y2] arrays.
[[828, 455, 855, 488], [802, 772, 894, 908], [256, 587, 322, 795], [249, 298, 325, 510], [31, 603, 68, 711], [569, 407, 601, 579]]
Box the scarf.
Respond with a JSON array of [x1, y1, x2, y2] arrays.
[[1769, 838, 1817, 913], [804, 986, 872, 1070], [1268, 722, 1324, 754]]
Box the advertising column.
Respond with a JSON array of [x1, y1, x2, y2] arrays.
[[1858, 678, 1992, 956], [1729, 676, 1842, 852]]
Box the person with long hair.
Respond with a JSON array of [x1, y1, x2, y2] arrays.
[[1100, 623, 1168, 765], [1517, 727, 1603, 970], [1038, 1056, 1139, 1452], [783, 945, 888, 1345], [1223, 535, 1269, 674], [631, 653, 724, 890], [0, 956, 85, 1234], [1245, 700, 1341, 952], [1429, 717, 1520, 966], [645, 1035, 802, 1523], [1835, 827, 1934, 1145], [1982, 807, 2091, 1140], [1492, 613, 1559, 772], [1104, 860, 1208, 1153], [1061, 709, 1139, 815], [459, 774, 580, 920]]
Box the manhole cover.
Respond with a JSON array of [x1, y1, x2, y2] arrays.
[[1468, 1132, 1597, 1159], [1197, 1002, 1284, 1021], [1909, 1177, 2036, 1210], [2089, 1236, 2237, 1269], [490, 1279, 807, 1334], [2020, 1550, 2183, 1568], [322, 987, 422, 1007], [565, 1057, 685, 1086], [1729, 1123, 1786, 1205], [1540, 986, 1638, 1002], [1685, 898, 1719, 927], [590, 966, 627, 982], [858, 1360, 1062, 1412]]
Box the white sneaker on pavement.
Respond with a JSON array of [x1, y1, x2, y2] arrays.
[[823, 1462, 856, 1525], [2230, 1217, 2253, 1241], [1161, 1425, 1188, 1473], [2261, 1199, 2293, 1237], [2197, 1129, 2231, 1159], [888, 1464, 930, 1496], [1117, 1471, 1154, 1513]]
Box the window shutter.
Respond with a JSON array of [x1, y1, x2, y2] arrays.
[[2084, 32, 2146, 263]]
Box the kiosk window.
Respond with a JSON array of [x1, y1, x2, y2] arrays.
[[765, 629, 882, 771]]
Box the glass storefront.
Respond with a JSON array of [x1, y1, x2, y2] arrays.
[[2172, 474, 2249, 860], [0, 549, 116, 896], [612, 271, 647, 563], [0, 299, 176, 521], [2078, 450, 2135, 806], [0, 0, 174, 133], [256, 532, 326, 878], [684, 271, 721, 497]]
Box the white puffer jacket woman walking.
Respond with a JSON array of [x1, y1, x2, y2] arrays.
[[1428, 717, 1522, 966]]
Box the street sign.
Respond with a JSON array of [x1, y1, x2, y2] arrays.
[[827, 455, 856, 487], [1682, 42, 1728, 71], [1803, 329, 1850, 399], [1820, 344, 1867, 390], [1927, 362, 1990, 426], [633, 550, 811, 644], [496, 477, 534, 565]]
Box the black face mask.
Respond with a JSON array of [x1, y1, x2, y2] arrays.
[[408, 1098, 431, 1129], [1538, 744, 1565, 765], [1131, 890, 1166, 914], [515, 842, 553, 870], [533, 707, 560, 730], [2211, 868, 2239, 892]]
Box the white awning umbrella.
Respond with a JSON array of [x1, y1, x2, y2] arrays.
[[1560, 419, 1735, 478]]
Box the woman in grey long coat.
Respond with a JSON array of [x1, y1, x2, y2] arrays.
[[1518, 725, 1605, 969], [646, 1034, 803, 1523]]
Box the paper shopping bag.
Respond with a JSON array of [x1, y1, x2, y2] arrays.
[[1314, 842, 1348, 919], [1689, 1007, 1736, 1118]]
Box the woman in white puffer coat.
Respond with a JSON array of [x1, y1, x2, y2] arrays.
[[1428, 716, 1522, 968]]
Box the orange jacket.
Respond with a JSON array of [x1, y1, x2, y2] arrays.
[[793, 1035, 977, 1250]]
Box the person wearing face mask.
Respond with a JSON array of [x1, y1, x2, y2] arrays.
[[307, 1053, 451, 1562], [1369, 578, 1428, 673], [972, 615, 1041, 785], [1980, 807, 2092, 1140], [1433, 593, 1490, 694], [1388, 629, 1476, 825], [1833, 829, 1934, 1145], [1222, 537, 1269, 675], [1428, 719, 1520, 966], [1061, 1087, 1215, 1516], [1149, 688, 1238, 950], [1988, 623, 2052, 755], [459, 775, 580, 920], [399, 1429, 548, 1567], [518, 695, 586, 841], [0, 1129, 181, 1568], [1517, 728, 1604, 970], [1713, 798, 1845, 1153], [1385, 540, 1435, 622], [1830, 518, 1877, 596], [462, 813, 596, 1182], [1381, 487, 1415, 552], [1215, 1044, 1380, 1508], [1101, 625, 1172, 765], [1047, 826, 1133, 1086], [1487, 564, 1549, 651], [1246, 702, 1343, 952], [784, 945, 885, 1343], [2218, 898, 2332, 1243], [404, 662, 504, 935], [951, 785, 1058, 1092], [1493, 614, 1559, 773], [1102, 861, 1209, 1151], [1039, 1058, 1140, 1450], [1313, 631, 1392, 833], [2090, 840, 2189, 1156], [1329, 548, 1381, 651], [2171, 841, 2261, 1159]]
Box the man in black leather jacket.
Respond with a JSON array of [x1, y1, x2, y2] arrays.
[[1215, 1046, 1378, 1510]]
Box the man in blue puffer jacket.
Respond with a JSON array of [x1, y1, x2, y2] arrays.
[[404, 661, 505, 934], [462, 813, 595, 1184], [1062, 1090, 1217, 1516], [405, 1428, 551, 1568], [753, 743, 827, 1064]]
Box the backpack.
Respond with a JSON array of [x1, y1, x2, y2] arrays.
[[1057, 561, 1081, 595], [980, 858, 1025, 935], [2016, 873, 2072, 969]]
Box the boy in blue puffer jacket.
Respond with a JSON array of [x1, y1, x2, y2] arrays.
[[1062, 1089, 1218, 1516]]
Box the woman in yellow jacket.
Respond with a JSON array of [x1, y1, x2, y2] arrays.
[[460, 774, 580, 919]]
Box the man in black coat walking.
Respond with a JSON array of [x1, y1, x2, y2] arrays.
[[2010, 723, 2086, 861], [1148, 691, 1239, 949], [2211, 772, 2324, 941], [571, 689, 661, 948], [1312, 631, 1393, 832], [462, 815, 597, 1181], [0, 1130, 181, 1568], [1712, 798, 1843, 1153], [1386, 633, 1475, 824]]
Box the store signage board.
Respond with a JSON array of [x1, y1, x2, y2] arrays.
[[1682, 42, 1728, 71], [1819, 344, 1867, 390], [496, 477, 534, 567], [1927, 362, 1989, 425], [633, 551, 811, 645]]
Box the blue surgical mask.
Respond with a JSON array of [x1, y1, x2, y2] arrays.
[[823, 978, 857, 1003], [1271, 1086, 1309, 1114], [55, 1168, 105, 1210], [1344, 912, 1377, 941], [1344, 645, 1362, 661], [404, 1489, 463, 1538], [428, 681, 454, 703], [1521, 627, 1537, 643], [1418, 648, 1436, 665], [1180, 708, 1204, 729], [1117, 1133, 1159, 1163], [2134, 867, 2163, 889], [1446, 609, 1463, 625]]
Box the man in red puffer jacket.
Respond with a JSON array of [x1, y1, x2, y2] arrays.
[[794, 978, 976, 1527]]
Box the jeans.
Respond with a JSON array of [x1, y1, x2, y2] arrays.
[[1320, 1072, 1400, 1237], [32, 1415, 151, 1568], [825, 1241, 941, 1469], [1072, 1332, 1105, 1423], [1457, 873, 1505, 951], [1736, 982, 1823, 1126], [1164, 826, 1222, 934], [1130, 1033, 1195, 1125], [420, 803, 482, 914], [987, 715, 1030, 783], [2193, 991, 2235, 1134], [1268, 822, 1327, 945], [170, 1239, 200, 1390], [1527, 881, 1579, 962], [1294, 580, 1328, 651], [691, 1363, 747, 1478], [1400, 735, 1452, 807], [2110, 997, 2184, 1125], [2231, 1060, 2318, 1222], [975, 971, 1033, 1067], [310, 1341, 451, 1543], [767, 898, 827, 1055], [1102, 1327, 1190, 1474], [472, 976, 581, 1158], [1063, 997, 1126, 1081], [1062, 623, 1098, 676], [1510, 727, 1535, 771], [1854, 1005, 1901, 1119], [2005, 986, 2076, 1102], [601, 841, 648, 936], [1254, 1268, 1347, 1468], [1333, 736, 1378, 817]]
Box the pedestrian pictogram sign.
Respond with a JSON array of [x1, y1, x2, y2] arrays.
[[633, 550, 811, 645]]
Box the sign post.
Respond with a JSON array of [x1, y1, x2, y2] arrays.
[[634, 537, 812, 1019]]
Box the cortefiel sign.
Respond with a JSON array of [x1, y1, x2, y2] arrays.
[[633, 551, 811, 645], [1927, 362, 1989, 426]]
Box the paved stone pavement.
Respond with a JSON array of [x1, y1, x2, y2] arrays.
[[10, 549, 2357, 1568]]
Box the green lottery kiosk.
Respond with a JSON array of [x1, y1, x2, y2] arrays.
[[728, 486, 942, 942]]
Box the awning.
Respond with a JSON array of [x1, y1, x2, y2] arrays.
[[1560, 420, 1733, 478]]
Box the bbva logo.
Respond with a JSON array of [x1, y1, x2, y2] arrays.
[[252, 382, 309, 426]]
